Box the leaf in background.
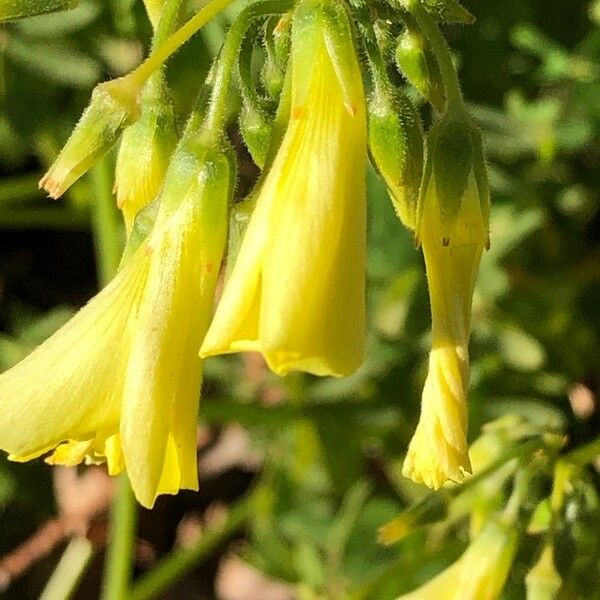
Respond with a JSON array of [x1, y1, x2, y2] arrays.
[[0, 0, 79, 22]]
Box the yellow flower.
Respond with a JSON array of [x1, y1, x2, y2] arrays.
[[397, 517, 518, 600], [0, 152, 231, 508], [200, 0, 367, 377], [402, 114, 489, 489]]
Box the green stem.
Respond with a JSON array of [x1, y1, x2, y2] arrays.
[[90, 158, 134, 600], [348, 0, 391, 99], [129, 0, 238, 87], [90, 157, 123, 286], [130, 492, 255, 600], [200, 0, 292, 144], [101, 477, 138, 600], [39, 537, 95, 600], [403, 0, 465, 112]]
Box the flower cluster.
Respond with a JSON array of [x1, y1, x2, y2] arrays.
[[0, 0, 489, 508]]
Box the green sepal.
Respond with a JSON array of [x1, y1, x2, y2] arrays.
[[469, 122, 491, 248], [0, 0, 78, 21], [431, 115, 473, 227], [119, 197, 161, 265], [368, 87, 424, 230], [421, 0, 475, 24], [239, 104, 273, 169], [395, 24, 445, 112]]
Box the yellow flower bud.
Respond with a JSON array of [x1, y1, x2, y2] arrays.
[[1, 148, 232, 508], [397, 517, 518, 600], [403, 113, 489, 488], [40, 77, 141, 198], [200, 0, 367, 377], [114, 74, 178, 233]]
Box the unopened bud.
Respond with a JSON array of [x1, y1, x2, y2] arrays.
[[368, 86, 423, 231], [396, 25, 445, 112], [526, 545, 562, 599], [239, 104, 273, 169], [262, 14, 291, 99], [0, 0, 78, 21], [114, 74, 177, 233], [40, 77, 141, 198]]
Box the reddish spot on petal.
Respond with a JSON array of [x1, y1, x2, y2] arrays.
[[344, 102, 357, 116], [292, 106, 303, 119], [205, 262, 214, 274]]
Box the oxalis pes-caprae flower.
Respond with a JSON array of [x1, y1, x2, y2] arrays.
[[0, 0, 489, 507]]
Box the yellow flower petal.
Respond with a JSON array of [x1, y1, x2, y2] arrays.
[[201, 28, 367, 378], [397, 518, 518, 600], [0, 253, 148, 462]]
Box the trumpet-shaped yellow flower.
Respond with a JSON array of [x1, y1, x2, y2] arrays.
[[200, 0, 367, 377], [402, 175, 487, 488], [0, 154, 230, 508], [402, 111, 489, 489], [397, 517, 518, 600]]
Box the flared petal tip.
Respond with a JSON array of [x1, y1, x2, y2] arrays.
[[402, 440, 472, 490]]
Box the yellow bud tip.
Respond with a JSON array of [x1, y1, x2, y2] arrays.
[[39, 173, 64, 200]]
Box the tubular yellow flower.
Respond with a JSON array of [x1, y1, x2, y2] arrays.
[[397, 517, 518, 600], [0, 150, 231, 508], [200, 0, 367, 378], [402, 115, 489, 489]]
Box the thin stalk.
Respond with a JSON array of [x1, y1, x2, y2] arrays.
[[39, 537, 94, 600], [130, 492, 255, 600], [90, 158, 134, 600], [348, 0, 391, 99], [200, 0, 293, 144], [403, 0, 465, 112], [129, 0, 238, 87], [90, 156, 122, 286], [100, 478, 138, 600]]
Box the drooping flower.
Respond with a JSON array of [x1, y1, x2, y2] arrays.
[[0, 148, 232, 508], [200, 0, 367, 378], [402, 114, 489, 488], [396, 516, 518, 600]]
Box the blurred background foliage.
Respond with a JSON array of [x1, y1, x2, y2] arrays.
[[0, 0, 599, 598]]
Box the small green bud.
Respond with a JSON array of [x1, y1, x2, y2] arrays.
[[40, 77, 141, 198], [417, 110, 490, 249], [368, 86, 424, 230], [114, 74, 178, 233], [239, 103, 273, 169], [526, 545, 562, 600], [262, 14, 291, 99], [0, 0, 78, 21], [395, 25, 445, 112]]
